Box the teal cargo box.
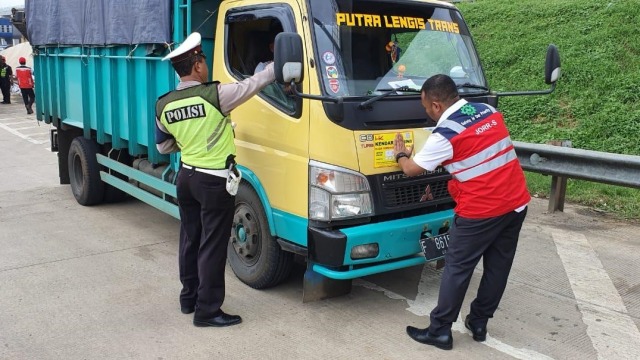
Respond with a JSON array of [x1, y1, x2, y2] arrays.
[[27, 0, 220, 217]]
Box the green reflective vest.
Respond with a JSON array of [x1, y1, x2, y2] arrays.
[[156, 82, 234, 169]]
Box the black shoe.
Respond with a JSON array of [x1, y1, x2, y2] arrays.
[[465, 315, 487, 342], [181, 305, 195, 314], [406, 326, 453, 350], [193, 311, 242, 327]]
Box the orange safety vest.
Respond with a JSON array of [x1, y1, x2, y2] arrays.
[[433, 102, 530, 218], [16, 66, 34, 89]]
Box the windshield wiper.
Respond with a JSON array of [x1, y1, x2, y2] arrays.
[[457, 83, 490, 92], [359, 86, 421, 109]]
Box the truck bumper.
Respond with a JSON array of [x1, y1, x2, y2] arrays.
[[308, 209, 454, 280]]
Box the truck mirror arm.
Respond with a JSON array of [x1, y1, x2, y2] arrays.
[[289, 80, 342, 103], [495, 82, 557, 97]]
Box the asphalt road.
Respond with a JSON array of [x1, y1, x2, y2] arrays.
[[1, 95, 639, 360]]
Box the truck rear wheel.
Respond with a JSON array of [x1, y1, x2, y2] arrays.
[[228, 182, 293, 289], [68, 137, 104, 206]]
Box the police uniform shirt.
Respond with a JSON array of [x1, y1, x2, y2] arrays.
[[155, 63, 275, 154]]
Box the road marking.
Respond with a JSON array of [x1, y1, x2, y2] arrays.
[[20, 132, 50, 138], [551, 229, 640, 360], [0, 122, 48, 145], [13, 126, 40, 131], [356, 266, 554, 360], [1, 121, 34, 126]]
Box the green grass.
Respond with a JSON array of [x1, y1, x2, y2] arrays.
[[457, 0, 640, 220], [526, 173, 640, 221]]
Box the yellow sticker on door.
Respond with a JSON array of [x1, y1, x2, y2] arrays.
[[374, 132, 414, 168]]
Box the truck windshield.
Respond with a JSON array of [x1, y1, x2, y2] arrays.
[[308, 0, 486, 98]]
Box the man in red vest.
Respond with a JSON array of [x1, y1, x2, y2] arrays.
[[15, 57, 35, 114], [394, 74, 530, 350]]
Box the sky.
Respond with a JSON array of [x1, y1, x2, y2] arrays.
[[2, 0, 25, 7]]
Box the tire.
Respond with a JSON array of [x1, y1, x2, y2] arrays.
[[68, 137, 104, 206], [228, 182, 293, 289]]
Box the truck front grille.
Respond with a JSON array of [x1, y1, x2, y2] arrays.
[[383, 179, 450, 207]]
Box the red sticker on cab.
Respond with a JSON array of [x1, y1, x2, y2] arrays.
[[329, 79, 340, 93]]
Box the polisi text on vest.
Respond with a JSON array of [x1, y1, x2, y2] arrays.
[[165, 104, 206, 124]]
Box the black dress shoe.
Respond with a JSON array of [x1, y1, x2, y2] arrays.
[[406, 326, 453, 350], [193, 311, 242, 327], [181, 306, 195, 314], [465, 315, 487, 342]]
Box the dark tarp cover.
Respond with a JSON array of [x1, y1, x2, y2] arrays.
[[26, 0, 171, 46]]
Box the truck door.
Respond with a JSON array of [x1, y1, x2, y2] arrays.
[[217, 2, 311, 221]]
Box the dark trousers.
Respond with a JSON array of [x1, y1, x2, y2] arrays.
[[21, 88, 35, 107], [0, 81, 10, 103], [428, 208, 527, 335], [176, 168, 235, 318]]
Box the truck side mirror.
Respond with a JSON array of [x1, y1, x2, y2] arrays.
[[274, 32, 304, 84], [545, 44, 561, 84]]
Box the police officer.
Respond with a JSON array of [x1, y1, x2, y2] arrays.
[[393, 74, 529, 350], [155, 32, 276, 327], [0, 55, 13, 104]]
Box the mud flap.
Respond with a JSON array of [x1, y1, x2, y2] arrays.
[[302, 264, 352, 303]]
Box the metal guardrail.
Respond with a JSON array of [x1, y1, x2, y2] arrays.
[[513, 141, 640, 212]]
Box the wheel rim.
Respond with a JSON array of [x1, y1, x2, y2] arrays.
[[71, 152, 84, 193], [231, 203, 262, 266]]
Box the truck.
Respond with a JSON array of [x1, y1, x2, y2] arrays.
[[15, 0, 560, 301]]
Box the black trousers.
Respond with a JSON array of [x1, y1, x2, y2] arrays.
[[428, 208, 527, 335], [176, 168, 234, 318], [0, 81, 10, 103], [21, 88, 35, 107]]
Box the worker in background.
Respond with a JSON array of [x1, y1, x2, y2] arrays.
[[394, 74, 529, 350], [155, 32, 276, 328], [15, 57, 35, 114], [0, 55, 13, 104]]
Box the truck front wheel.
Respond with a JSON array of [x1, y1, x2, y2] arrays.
[[68, 137, 104, 205], [228, 182, 293, 289]]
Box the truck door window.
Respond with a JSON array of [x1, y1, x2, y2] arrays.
[[225, 6, 299, 116]]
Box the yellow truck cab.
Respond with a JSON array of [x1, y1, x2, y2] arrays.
[[223, 0, 481, 298], [21, 0, 560, 301]]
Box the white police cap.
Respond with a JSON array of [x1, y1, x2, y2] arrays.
[[162, 32, 203, 63]]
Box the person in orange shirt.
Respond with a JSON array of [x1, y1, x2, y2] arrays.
[[15, 57, 35, 114]]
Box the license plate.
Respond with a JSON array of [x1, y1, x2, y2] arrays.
[[419, 233, 449, 260]]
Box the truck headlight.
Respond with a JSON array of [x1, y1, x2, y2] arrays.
[[309, 161, 373, 221]]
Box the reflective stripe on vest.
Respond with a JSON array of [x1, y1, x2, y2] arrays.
[[443, 136, 514, 174], [438, 119, 467, 134], [445, 148, 518, 182], [206, 116, 232, 151]]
